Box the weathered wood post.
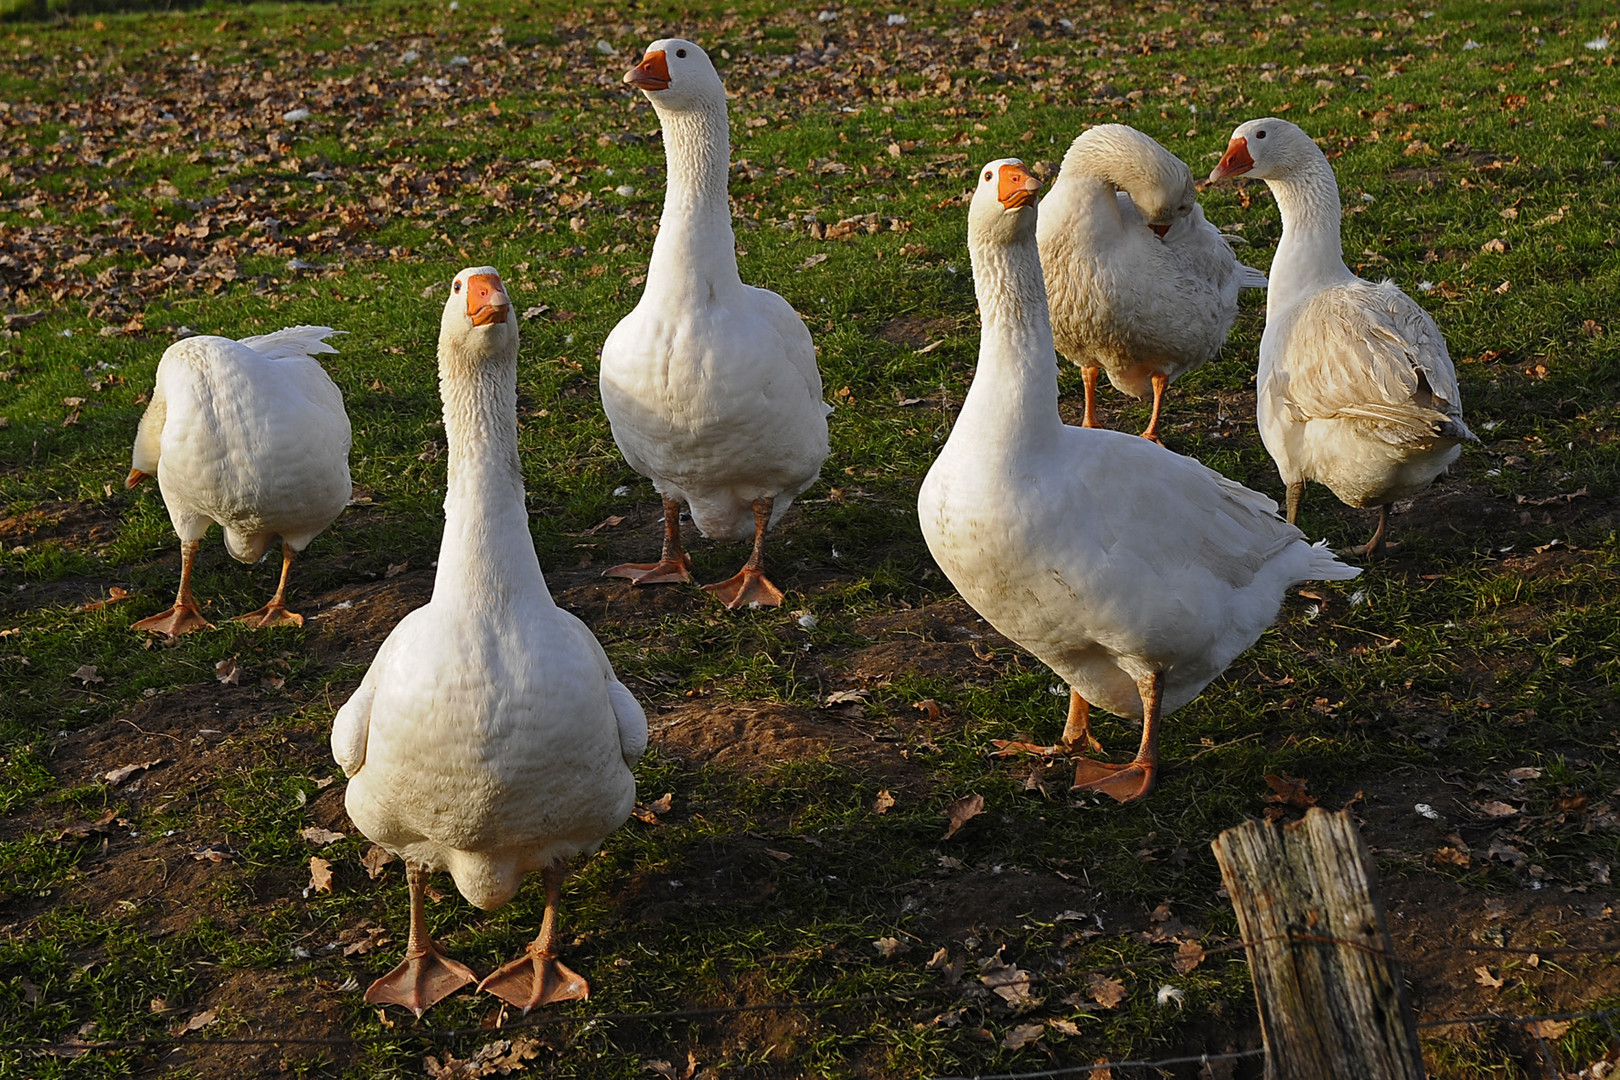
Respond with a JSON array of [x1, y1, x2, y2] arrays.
[[1211, 807, 1426, 1080]]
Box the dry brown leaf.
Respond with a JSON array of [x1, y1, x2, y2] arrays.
[[912, 698, 941, 720], [191, 845, 233, 863], [215, 658, 241, 685], [79, 586, 131, 612], [873, 936, 906, 959], [1001, 1022, 1044, 1050], [1087, 972, 1127, 1009], [1479, 800, 1519, 817], [105, 758, 165, 784], [763, 848, 792, 862], [872, 789, 896, 814], [1173, 940, 1205, 974], [1047, 1018, 1081, 1036], [1487, 837, 1528, 866], [925, 946, 963, 986], [360, 844, 394, 880], [943, 793, 984, 840], [384, 561, 408, 578], [309, 856, 334, 894], [1434, 846, 1471, 867], [171, 1007, 217, 1035], [71, 664, 104, 685], [1474, 965, 1504, 989], [980, 954, 1037, 1007], [646, 792, 674, 813], [1263, 773, 1317, 809], [1526, 1018, 1570, 1040], [299, 825, 345, 845]]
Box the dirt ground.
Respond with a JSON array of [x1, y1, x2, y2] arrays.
[[4, 479, 1619, 1078]]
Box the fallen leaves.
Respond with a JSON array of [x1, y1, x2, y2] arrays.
[[299, 825, 346, 845], [360, 844, 395, 879], [425, 1037, 543, 1079], [1085, 972, 1128, 1009], [70, 664, 103, 685], [1475, 965, 1504, 989], [214, 658, 241, 685], [104, 758, 165, 784], [308, 856, 334, 894], [632, 791, 674, 824], [872, 789, 896, 814], [1000, 1021, 1045, 1050], [171, 1007, 217, 1035], [942, 793, 984, 840], [979, 950, 1037, 1008]]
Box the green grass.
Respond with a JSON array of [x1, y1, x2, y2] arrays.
[[2, 0, 1619, 1077]]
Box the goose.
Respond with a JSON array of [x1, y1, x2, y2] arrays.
[[1037, 124, 1267, 442], [1210, 117, 1476, 555], [917, 159, 1359, 803], [600, 38, 831, 609], [126, 326, 350, 637], [331, 267, 647, 1016]]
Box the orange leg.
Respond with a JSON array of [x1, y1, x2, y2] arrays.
[[1344, 504, 1396, 558], [1070, 671, 1162, 803], [132, 538, 214, 637], [702, 497, 786, 609], [603, 496, 693, 585], [1080, 365, 1102, 429], [477, 863, 589, 1013], [1138, 372, 1169, 445], [991, 689, 1105, 758], [366, 862, 477, 1018], [236, 542, 305, 628]]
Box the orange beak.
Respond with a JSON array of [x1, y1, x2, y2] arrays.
[[465, 273, 511, 328], [1149, 222, 1172, 239], [1210, 137, 1255, 181], [125, 468, 150, 489], [997, 163, 1041, 210], [626, 49, 670, 91]]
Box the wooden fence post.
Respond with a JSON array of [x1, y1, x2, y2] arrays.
[[1211, 807, 1426, 1080]]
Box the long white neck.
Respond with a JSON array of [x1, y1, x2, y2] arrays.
[[1263, 152, 1356, 313], [957, 226, 1063, 451], [432, 337, 553, 610], [646, 100, 742, 297]]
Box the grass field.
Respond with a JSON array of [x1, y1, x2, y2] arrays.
[[2, 0, 1619, 1077]]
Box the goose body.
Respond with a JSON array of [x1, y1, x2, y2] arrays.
[[918, 160, 1358, 802], [600, 38, 830, 608], [1037, 125, 1266, 440], [333, 267, 646, 1016], [1211, 118, 1475, 553], [127, 326, 351, 635]]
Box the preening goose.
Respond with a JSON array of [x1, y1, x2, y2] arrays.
[[1210, 117, 1476, 555], [332, 268, 647, 1016], [917, 160, 1358, 803], [127, 326, 350, 636], [600, 38, 831, 609], [1037, 124, 1267, 442]]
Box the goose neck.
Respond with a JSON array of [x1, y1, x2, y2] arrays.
[[1265, 156, 1355, 306], [648, 103, 741, 287], [958, 236, 1062, 441], [433, 342, 551, 608]]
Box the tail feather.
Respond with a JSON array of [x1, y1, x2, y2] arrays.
[[241, 325, 344, 362], [1301, 539, 1361, 581]]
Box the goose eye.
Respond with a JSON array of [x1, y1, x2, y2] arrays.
[[984, 170, 993, 181], [676, 47, 687, 58], [1255, 129, 1267, 139], [453, 280, 462, 293]]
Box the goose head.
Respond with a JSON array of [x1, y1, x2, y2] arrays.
[[625, 38, 725, 113], [438, 265, 515, 370], [1064, 125, 1195, 237], [969, 158, 1041, 246], [1210, 117, 1314, 182]]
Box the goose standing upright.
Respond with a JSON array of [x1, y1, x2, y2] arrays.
[[127, 326, 350, 636], [918, 160, 1358, 803], [1037, 124, 1267, 442], [332, 268, 647, 1016], [600, 38, 830, 609], [1210, 118, 1476, 555]]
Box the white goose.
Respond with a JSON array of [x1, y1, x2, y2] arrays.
[[1037, 124, 1267, 442], [1210, 118, 1476, 555], [332, 268, 647, 1016], [127, 326, 350, 636], [600, 38, 830, 609], [918, 160, 1358, 803]]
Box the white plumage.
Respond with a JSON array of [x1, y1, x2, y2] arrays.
[[1037, 125, 1267, 441], [1211, 117, 1476, 554], [127, 325, 350, 636], [332, 267, 646, 1017], [918, 159, 1358, 803], [599, 38, 830, 609]]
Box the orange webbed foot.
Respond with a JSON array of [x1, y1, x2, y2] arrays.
[[235, 602, 304, 629], [477, 950, 589, 1013], [365, 945, 478, 1018], [701, 567, 785, 609], [131, 603, 214, 638], [1070, 758, 1157, 804], [602, 555, 694, 585]]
